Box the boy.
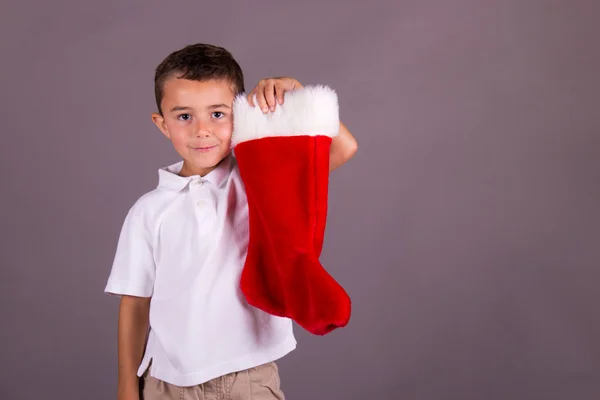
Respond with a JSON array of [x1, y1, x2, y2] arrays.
[[104, 43, 357, 400]]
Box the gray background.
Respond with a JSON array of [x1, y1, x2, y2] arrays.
[[1, 0, 599, 399]]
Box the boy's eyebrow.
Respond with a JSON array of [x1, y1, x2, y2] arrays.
[[168, 104, 231, 112], [169, 106, 193, 112], [208, 104, 231, 109]]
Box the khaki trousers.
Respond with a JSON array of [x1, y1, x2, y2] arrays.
[[142, 362, 285, 400]]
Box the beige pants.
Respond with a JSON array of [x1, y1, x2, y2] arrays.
[[142, 362, 285, 400]]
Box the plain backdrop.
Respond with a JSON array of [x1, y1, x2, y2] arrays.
[[1, 1, 599, 399]]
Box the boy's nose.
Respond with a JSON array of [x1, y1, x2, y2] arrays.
[[194, 122, 211, 136]]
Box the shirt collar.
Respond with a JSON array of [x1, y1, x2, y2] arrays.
[[157, 153, 234, 191]]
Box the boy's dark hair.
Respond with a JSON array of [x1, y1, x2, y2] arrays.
[[154, 43, 245, 115]]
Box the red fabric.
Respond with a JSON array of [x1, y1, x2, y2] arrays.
[[235, 135, 351, 335]]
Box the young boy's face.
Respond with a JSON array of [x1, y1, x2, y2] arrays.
[[152, 77, 235, 177]]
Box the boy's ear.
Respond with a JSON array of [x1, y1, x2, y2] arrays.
[[152, 112, 171, 139]]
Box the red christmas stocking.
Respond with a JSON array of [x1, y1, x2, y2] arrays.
[[232, 85, 351, 335]]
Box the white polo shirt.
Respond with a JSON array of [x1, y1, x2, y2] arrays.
[[104, 153, 296, 387]]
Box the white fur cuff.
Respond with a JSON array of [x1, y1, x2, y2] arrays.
[[231, 85, 340, 147]]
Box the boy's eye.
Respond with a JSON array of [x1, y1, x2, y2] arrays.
[[178, 114, 191, 121], [212, 112, 225, 119]]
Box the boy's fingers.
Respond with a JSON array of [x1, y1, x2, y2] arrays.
[[264, 81, 277, 111], [255, 83, 269, 113], [275, 82, 285, 105], [247, 90, 256, 106]]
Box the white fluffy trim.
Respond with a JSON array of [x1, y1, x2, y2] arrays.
[[231, 84, 340, 147]]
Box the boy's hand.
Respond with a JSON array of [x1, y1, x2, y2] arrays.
[[247, 77, 303, 113]]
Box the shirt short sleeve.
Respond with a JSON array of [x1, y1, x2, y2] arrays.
[[104, 208, 155, 297]]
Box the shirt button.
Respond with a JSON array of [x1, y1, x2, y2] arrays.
[[197, 199, 206, 207]]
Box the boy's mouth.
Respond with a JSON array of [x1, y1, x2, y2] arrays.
[[191, 145, 217, 152]]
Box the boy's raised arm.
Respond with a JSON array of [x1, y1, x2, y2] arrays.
[[117, 295, 150, 400], [329, 121, 357, 171]]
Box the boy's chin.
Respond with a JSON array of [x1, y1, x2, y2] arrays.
[[184, 152, 229, 172]]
